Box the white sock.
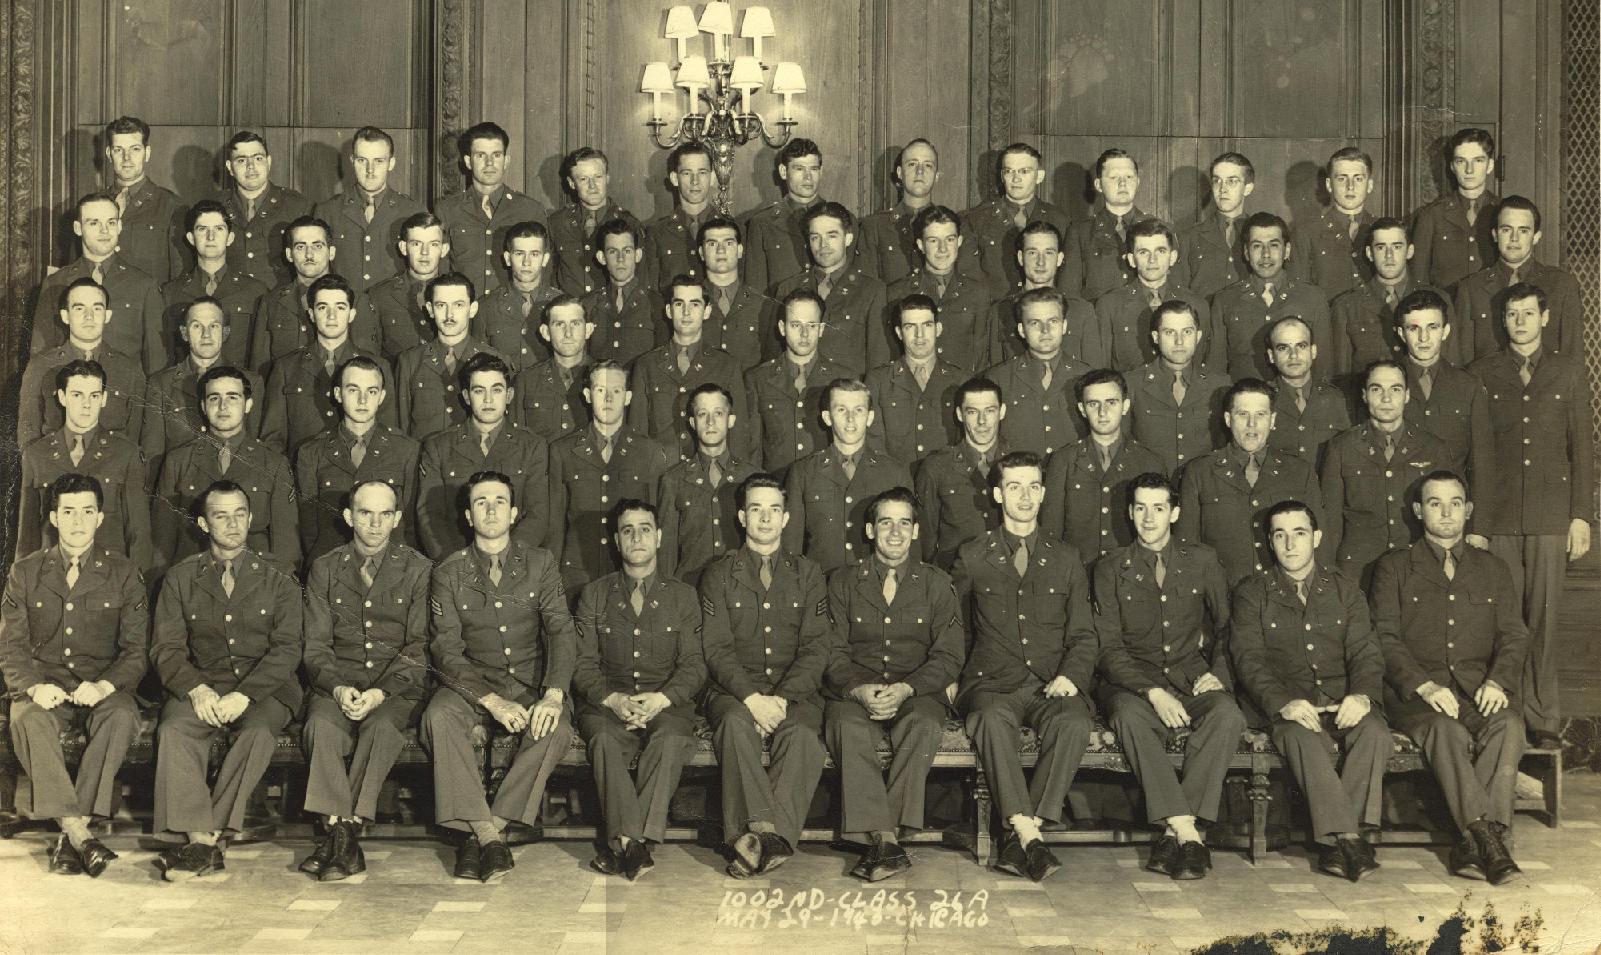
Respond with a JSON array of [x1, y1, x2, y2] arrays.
[[1169, 815, 1202, 844], [1009, 814, 1043, 846]]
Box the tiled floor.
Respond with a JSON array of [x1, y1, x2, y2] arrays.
[[3, 777, 1601, 954]]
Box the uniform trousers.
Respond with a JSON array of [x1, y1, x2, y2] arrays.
[[1269, 710, 1388, 846], [578, 704, 697, 845], [825, 694, 946, 839], [1101, 687, 1247, 825], [706, 691, 826, 847], [420, 688, 573, 833], [153, 695, 293, 837], [8, 692, 139, 820], [963, 685, 1092, 825], [1489, 534, 1567, 735], [302, 693, 425, 821], [1392, 691, 1525, 831]]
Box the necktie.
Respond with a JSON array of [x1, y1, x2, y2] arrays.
[[718, 287, 733, 317], [1294, 578, 1307, 605], [116, 188, 129, 216], [91, 262, 104, 285], [1519, 360, 1533, 387], [1465, 199, 1478, 227], [1223, 218, 1235, 248], [1418, 370, 1433, 400], [1245, 452, 1261, 487], [364, 197, 376, 224], [221, 559, 235, 597], [933, 274, 948, 300], [1383, 433, 1395, 462], [1011, 204, 1028, 230], [600, 435, 613, 464], [912, 362, 930, 391], [1098, 442, 1114, 472], [1443, 550, 1457, 581], [584, 212, 599, 239], [792, 363, 808, 394], [244, 197, 256, 222], [1347, 216, 1360, 241], [1040, 362, 1053, 391], [615, 285, 626, 312], [218, 441, 232, 474], [882, 568, 898, 605], [443, 346, 458, 377], [1506, 267, 1520, 288], [1146, 288, 1162, 309], [1261, 283, 1275, 307], [1013, 540, 1029, 577], [323, 350, 337, 378], [69, 434, 85, 466], [759, 556, 773, 590], [479, 429, 493, 457], [707, 457, 722, 488], [1294, 387, 1307, 414], [1171, 373, 1187, 405], [204, 271, 219, 296], [488, 554, 503, 586], [1154, 552, 1166, 590], [630, 580, 646, 615], [521, 293, 534, 319], [1114, 214, 1127, 243], [1384, 285, 1397, 306], [360, 556, 377, 590], [481, 192, 494, 220], [677, 346, 691, 376], [66, 557, 80, 591], [350, 435, 367, 468], [817, 272, 833, 300], [842, 455, 857, 481]]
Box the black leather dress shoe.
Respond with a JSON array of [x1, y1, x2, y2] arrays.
[[478, 840, 514, 883], [453, 836, 482, 880], [993, 832, 1029, 877], [48, 836, 83, 876], [320, 822, 367, 882], [592, 845, 623, 876], [850, 841, 883, 880], [299, 832, 334, 878], [730, 831, 763, 875], [1023, 840, 1061, 883], [756, 832, 794, 873], [162, 842, 223, 882], [1145, 834, 1180, 876], [1471, 820, 1520, 885], [1530, 730, 1564, 750], [1316, 843, 1349, 879], [1172, 841, 1211, 881], [1339, 836, 1379, 882], [1448, 832, 1486, 880], [622, 840, 655, 881], [865, 842, 912, 882], [77, 838, 118, 878]]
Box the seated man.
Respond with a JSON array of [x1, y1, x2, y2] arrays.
[[1091, 472, 1243, 880], [699, 474, 832, 877], [421, 470, 574, 883], [150, 481, 303, 881], [824, 488, 964, 882], [1372, 471, 1528, 884], [1230, 500, 1387, 881], [574, 500, 705, 880], [297, 480, 431, 882], [0, 474, 147, 878]]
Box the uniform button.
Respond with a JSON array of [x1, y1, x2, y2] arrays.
[[365, 641, 374, 649], [1306, 643, 1314, 650], [1448, 595, 1455, 601], [1447, 619, 1455, 626], [495, 601, 503, 608], [228, 639, 236, 645], [225, 614, 233, 622], [64, 602, 73, 611], [365, 661, 375, 668], [633, 671, 641, 678], [64, 627, 73, 636], [633, 650, 640, 658], [364, 600, 373, 608], [499, 625, 508, 632], [1447, 642, 1454, 649], [62, 646, 72, 655]]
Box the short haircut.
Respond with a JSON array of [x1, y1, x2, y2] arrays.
[[564, 145, 609, 176], [1367, 215, 1409, 243], [1417, 468, 1469, 502], [1018, 220, 1063, 249], [184, 198, 232, 234], [1447, 127, 1496, 159], [586, 358, 629, 389], [461, 351, 513, 388], [226, 130, 269, 156], [1094, 147, 1139, 178], [336, 354, 387, 389], [1497, 194, 1542, 233], [184, 296, 229, 326], [1394, 288, 1451, 327], [1362, 359, 1407, 387], [1127, 470, 1176, 508], [352, 125, 394, 153], [1225, 377, 1277, 412], [426, 271, 476, 303], [803, 200, 854, 234], [285, 214, 333, 244], [867, 486, 920, 524], [542, 293, 586, 325], [1326, 146, 1374, 175], [199, 479, 251, 514], [1268, 315, 1313, 343], [895, 137, 939, 169], [1126, 217, 1176, 250], [597, 217, 642, 246], [895, 293, 939, 324], [74, 191, 119, 221], [400, 211, 445, 240], [505, 219, 551, 251], [781, 287, 824, 319], [611, 497, 658, 530], [1265, 498, 1318, 534], [824, 377, 870, 407], [1503, 280, 1548, 313], [995, 450, 1045, 482], [777, 138, 822, 167], [697, 215, 742, 246], [912, 204, 960, 237], [199, 365, 253, 402], [348, 478, 401, 507], [50, 472, 104, 510], [999, 142, 1043, 166], [460, 121, 509, 153], [56, 358, 107, 392], [956, 376, 1004, 408], [1242, 211, 1289, 244], [669, 140, 715, 174], [463, 469, 516, 507], [686, 382, 733, 415], [104, 115, 150, 146], [61, 276, 109, 309], [1017, 286, 1066, 315], [666, 273, 709, 301], [307, 272, 355, 308], [1209, 151, 1255, 182], [737, 472, 786, 509], [1075, 367, 1129, 402], [1153, 300, 1199, 331]]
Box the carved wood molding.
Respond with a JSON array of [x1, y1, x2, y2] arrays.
[[1388, 0, 1456, 216], [433, 0, 471, 200], [968, 0, 1011, 203]]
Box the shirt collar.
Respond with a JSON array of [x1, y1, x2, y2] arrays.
[[1424, 538, 1465, 568], [623, 569, 656, 595], [873, 558, 906, 584], [471, 542, 513, 578], [1004, 527, 1039, 558]]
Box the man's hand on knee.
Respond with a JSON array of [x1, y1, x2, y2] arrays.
[[26, 682, 69, 710]]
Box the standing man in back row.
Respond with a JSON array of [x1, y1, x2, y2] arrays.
[[962, 143, 1072, 300], [315, 126, 425, 293], [743, 138, 827, 294], [434, 121, 547, 295]]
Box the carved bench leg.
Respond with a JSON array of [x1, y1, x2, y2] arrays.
[[972, 763, 991, 866], [1544, 750, 1562, 828], [1248, 771, 1271, 865]]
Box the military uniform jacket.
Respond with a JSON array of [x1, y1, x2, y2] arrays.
[[743, 354, 850, 474], [884, 268, 995, 373], [1371, 542, 1527, 708], [1229, 563, 1383, 716], [1402, 359, 1494, 490], [741, 196, 822, 294], [115, 177, 188, 284], [151, 549, 304, 710], [314, 188, 425, 292], [699, 548, 833, 703], [514, 358, 590, 442], [434, 186, 548, 295], [657, 453, 760, 584], [1329, 277, 1459, 380], [393, 335, 503, 441], [303, 542, 431, 700], [152, 434, 300, 567], [988, 288, 1104, 369], [865, 358, 964, 466], [217, 184, 316, 289], [161, 265, 269, 370], [1267, 377, 1351, 470], [1410, 191, 1497, 292], [367, 272, 439, 360], [1176, 209, 1244, 301], [551, 201, 650, 296], [1290, 206, 1374, 302], [1318, 421, 1449, 574], [573, 572, 705, 707], [248, 279, 378, 374], [141, 359, 269, 471], [1468, 349, 1596, 535], [417, 421, 550, 560], [914, 442, 1003, 568], [1062, 204, 1146, 302], [952, 530, 1098, 697], [1091, 541, 1231, 697], [1212, 274, 1333, 382], [825, 559, 964, 699], [985, 353, 1092, 458], [773, 262, 889, 376], [19, 429, 152, 571], [473, 282, 559, 373], [645, 207, 711, 289], [1454, 260, 1584, 367], [1096, 280, 1215, 373], [429, 541, 575, 706], [1126, 361, 1232, 474], [581, 282, 667, 367], [960, 196, 1074, 298], [703, 281, 772, 370], [626, 342, 752, 460], [261, 342, 397, 453], [293, 424, 421, 562], [544, 425, 675, 590], [782, 446, 914, 573], [1177, 445, 1325, 587], [856, 204, 921, 286], [32, 256, 168, 374], [0, 546, 148, 697], [1040, 437, 1168, 565], [18, 343, 146, 447]]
